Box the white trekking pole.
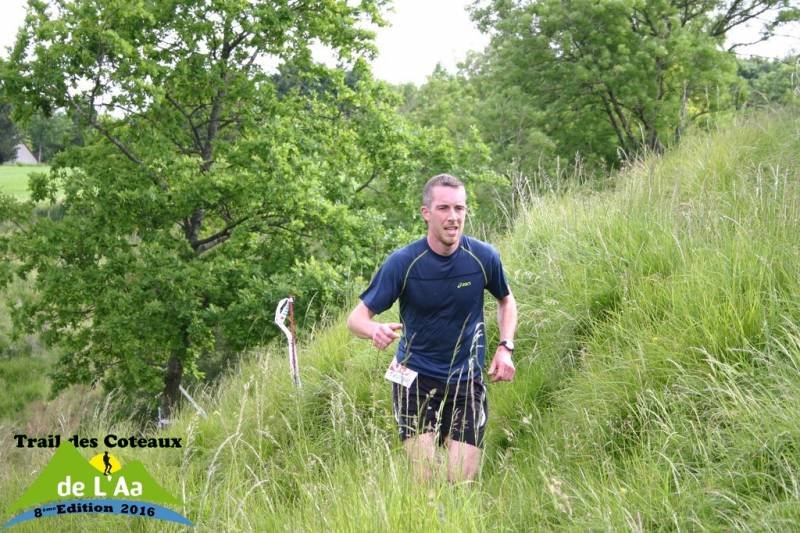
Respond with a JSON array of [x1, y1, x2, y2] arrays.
[[275, 296, 301, 388]]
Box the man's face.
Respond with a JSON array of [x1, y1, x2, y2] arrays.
[[421, 185, 467, 251]]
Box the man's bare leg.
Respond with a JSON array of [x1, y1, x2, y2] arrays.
[[403, 432, 439, 482], [446, 439, 481, 482]]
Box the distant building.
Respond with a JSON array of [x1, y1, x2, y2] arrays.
[[4, 143, 38, 165]]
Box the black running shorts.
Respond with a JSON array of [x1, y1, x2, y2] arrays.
[[392, 373, 488, 447]]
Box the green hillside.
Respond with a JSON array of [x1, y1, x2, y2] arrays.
[[3, 108, 800, 530]]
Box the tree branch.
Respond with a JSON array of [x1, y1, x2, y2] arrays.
[[727, 34, 771, 51], [193, 214, 298, 256], [632, 7, 661, 37], [598, 93, 628, 149], [66, 62, 170, 193], [604, 85, 638, 150], [182, 209, 204, 248], [166, 93, 205, 153], [193, 214, 251, 254], [711, 1, 775, 37], [354, 169, 379, 193], [201, 27, 247, 171]]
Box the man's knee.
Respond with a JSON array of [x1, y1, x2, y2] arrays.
[[446, 440, 482, 482], [404, 432, 439, 481]]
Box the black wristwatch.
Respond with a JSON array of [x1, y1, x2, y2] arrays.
[[498, 340, 514, 353]]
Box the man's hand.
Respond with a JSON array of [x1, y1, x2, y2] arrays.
[[347, 302, 402, 350], [487, 347, 515, 382], [371, 322, 403, 350]]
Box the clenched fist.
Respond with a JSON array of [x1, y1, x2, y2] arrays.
[[371, 323, 403, 350]]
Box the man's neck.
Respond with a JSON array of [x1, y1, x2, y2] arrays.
[[426, 234, 459, 256]]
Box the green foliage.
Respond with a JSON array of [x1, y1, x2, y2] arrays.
[[0, 0, 463, 419], [462, 51, 559, 180], [0, 356, 49, 419], [0, 103, 21, 163], [736, 55, 800, 107], [469, 0, 798, 166], [399, 65, 491, 177], [24, 111, 77, 163], [396, 66, 523, 229], [0, 275, 54, 421]]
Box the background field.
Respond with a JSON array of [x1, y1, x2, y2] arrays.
[[0, 165, 48, 201]]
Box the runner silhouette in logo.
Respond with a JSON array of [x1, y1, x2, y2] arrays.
[[102, 451, 112, 475]]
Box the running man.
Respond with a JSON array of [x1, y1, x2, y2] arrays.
[[347, 173, 517, 482], [102, 451, 112, 475]]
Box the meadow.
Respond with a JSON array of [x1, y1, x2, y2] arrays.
[[0, 165, 48, 201], [2, 108, 800, 530]]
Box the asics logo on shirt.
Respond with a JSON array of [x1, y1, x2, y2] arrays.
[[457, 281, 472, 289]]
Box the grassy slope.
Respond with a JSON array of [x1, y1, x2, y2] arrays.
[[2, 108, 800, 531], [0, 165, 48, 201]]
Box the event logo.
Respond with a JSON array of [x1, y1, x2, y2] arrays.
[[3, 442, 192, 528]]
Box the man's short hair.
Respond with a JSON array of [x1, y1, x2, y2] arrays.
[[422, 174, 465, 207]]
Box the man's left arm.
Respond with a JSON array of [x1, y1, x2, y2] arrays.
[[488, 291, 518, 382]]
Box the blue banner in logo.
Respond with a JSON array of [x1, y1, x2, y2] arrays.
[[3, 499, 193, 528]]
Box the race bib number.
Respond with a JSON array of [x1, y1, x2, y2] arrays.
[[384, 359, 418, 388]]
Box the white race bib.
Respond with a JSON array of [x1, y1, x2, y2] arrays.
[[384, 359, 418, 388]]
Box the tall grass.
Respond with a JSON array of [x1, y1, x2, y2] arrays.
[[3, 108, 800, 531], [0, 276, 59, 423]]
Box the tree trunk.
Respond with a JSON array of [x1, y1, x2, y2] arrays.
[[604, 86, 638, 153], [161, 353, 183, 421], [675, 80, 689, 143]]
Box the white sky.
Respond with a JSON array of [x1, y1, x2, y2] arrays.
[[0, 1, 797, 86]]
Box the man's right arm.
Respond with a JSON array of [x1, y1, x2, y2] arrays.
[[347, 301, 403, 350]]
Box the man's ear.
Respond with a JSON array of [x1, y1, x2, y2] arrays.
[[420, 204, 430, 223]]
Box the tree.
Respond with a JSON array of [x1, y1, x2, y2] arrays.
[[1, 0, 421, 418], [471, 0, 800, 164], [25, 111, 74, 162], [396, 66, 512, 226], [399, 66, 491, 174], [0, 103, 21, 163], [736, 54, 800, 107], [459, 51, 561, 188]]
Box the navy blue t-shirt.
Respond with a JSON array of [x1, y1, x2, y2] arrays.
[[360, 235, 510, 383]]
